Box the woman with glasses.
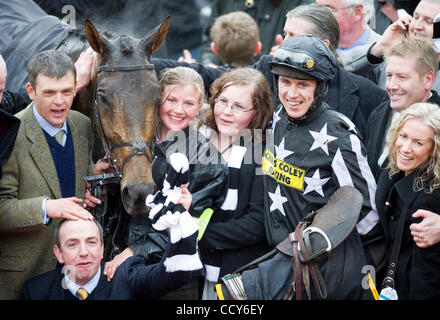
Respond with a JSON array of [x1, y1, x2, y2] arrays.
[[193, 68, 273, 299]]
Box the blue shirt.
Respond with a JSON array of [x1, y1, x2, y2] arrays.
[[336, 27, 370, 54]]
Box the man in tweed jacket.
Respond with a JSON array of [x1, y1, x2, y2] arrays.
[[0, 50, 94, 299]]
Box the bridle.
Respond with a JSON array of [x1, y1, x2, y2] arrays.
[[92, 63, 157, 181]]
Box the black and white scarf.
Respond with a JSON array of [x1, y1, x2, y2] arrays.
[[145, 152, 202, 272]]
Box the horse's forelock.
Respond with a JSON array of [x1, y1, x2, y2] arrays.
[[118, 35, 135, 56]]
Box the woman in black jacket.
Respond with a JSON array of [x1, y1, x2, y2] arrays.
[[376, 102, 440, 300], [195, 68, 273, 299]]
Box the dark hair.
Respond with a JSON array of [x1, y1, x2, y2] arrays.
[[54, 219, 104, 248], [286, 3, 340, 55], [204, 68, 273, 142], [27, 50, 76, 89]]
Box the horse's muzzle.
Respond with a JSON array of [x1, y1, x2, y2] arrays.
[[121, 182, 155, 216]]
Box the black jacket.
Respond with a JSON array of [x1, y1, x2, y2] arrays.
[[21, 256, 192, 300], [0, 109, 21, 180], [376, 169, 440, 299], [128, 126, 229, 262], [366, 90, 440, 180], [198, 142, 272, 277]]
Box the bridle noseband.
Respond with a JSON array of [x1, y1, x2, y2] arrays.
[[92, 63, 157, 180]]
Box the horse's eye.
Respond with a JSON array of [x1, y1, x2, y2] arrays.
[[98, 94, 111, 107]]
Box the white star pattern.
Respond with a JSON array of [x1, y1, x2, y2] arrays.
[[339, 114, 357, 134], [309, 123, 338, 155], [303, 169, 330, 197], [275, 138, 294, 161], [268, 185, 288, 216], [271, 107, 282, 129]]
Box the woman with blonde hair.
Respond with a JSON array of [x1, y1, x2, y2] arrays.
[[376, 102, 440, 299]]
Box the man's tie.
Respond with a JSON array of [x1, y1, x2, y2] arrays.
[[76, 288, 89, 300], [54, 130, 65, 146]]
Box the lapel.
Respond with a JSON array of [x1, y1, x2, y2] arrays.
[[381, 171, 421, 240], [67, 113, 89, 197], [371, 103, 392, 170], [392, 171, 421, 207], [327, 66, 360, 120], [24, 105, 62, 198]]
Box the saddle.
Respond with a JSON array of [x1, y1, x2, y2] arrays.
[[221, 186, 363, 300]]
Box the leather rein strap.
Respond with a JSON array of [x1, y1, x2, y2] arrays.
[[285, 221, 328, 300], [92, 63, 156, 180]]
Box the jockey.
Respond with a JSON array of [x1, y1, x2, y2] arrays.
[[218, 35, 381, 300]]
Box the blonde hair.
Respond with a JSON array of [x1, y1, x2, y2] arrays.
[[387, 102, 440, 193], [210, 11, 259, 67], [159, 66, 206, 107], [384, 37, 438, 79]]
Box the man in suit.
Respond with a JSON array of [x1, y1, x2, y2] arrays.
[[316, 0, 382, 73], [366, 36, 440, 179], [0, 50, 94, 299], [358, 0, 440, 91], [22, 218, 197, 300]]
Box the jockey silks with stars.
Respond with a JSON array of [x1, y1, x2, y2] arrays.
[[262, 35, 379, 247]]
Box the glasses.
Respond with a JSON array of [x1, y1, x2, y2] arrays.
[[323, 5, 355, 13], [215, 97, 255, 114]]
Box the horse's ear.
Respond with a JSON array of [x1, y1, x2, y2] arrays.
[[84, 19, 110, 55], [139, 16, 170, 59]]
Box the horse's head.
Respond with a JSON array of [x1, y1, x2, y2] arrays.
[[85, 18, 170, 216]]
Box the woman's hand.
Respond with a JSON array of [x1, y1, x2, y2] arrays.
[[410, 210, 440, 248], [177, 185, 192, 211], [103, 247, 134, 281]]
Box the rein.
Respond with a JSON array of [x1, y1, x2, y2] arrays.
[[92, 63, 157, 180]]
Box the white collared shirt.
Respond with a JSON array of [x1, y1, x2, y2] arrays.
[[33, 104, 67, 146], [63, 266, 101, 299]]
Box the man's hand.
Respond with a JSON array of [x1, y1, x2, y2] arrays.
[[82, 160, 113, 209], [369, 16, 412, 58], [75, 47, 95, 92], [103, 247, 134, 281], [410, 209, 440, 248], [178, 49, 197, 63], [269, 34, 284, 55], [46, 197, 94, 220]]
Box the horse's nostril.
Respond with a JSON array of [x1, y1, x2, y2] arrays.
[[121, 183, 155, 215]]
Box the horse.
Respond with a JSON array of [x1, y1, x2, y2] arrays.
[[82, 17, 170, 217]]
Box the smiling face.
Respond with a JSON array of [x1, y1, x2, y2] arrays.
[[278, 75, 317, 119], [53, 220, 104, 287], [395, 118, 434, 176], [385, 55, 432, 111], [408, 0, 440, 38], [26, 72, 76, 128], [214, 84, 255, 137], [159, 84, 201, 139]]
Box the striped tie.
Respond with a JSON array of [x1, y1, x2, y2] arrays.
[[76, 288, 88, 300], [54, 130, 65, 146]]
